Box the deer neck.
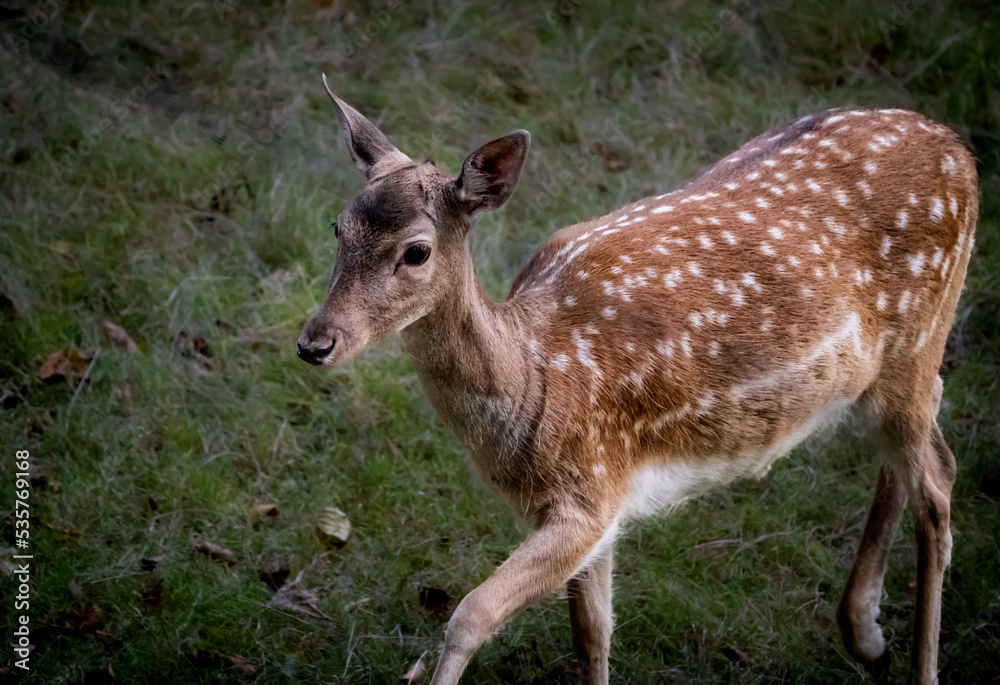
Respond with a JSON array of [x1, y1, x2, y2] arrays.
[[399, 236, 542, 469]]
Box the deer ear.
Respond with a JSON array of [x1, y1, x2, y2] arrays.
[[323, 74, 409, 179], [456, 130, 530, 213]]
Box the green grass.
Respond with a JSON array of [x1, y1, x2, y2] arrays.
[[1, 1, 999, 682]]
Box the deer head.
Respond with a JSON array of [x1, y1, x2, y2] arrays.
[[296, 76, 530, 367]]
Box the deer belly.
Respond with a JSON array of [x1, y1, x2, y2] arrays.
[[622, 397, 853, 518]]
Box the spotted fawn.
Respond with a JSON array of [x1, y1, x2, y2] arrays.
[[297, 75, 978, 685]]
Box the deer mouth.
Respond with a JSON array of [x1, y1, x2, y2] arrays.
[[296, 340, 334, 366]]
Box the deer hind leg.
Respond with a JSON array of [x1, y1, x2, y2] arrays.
[[567, 543, 614, 685], [865, 375, 956, 685], [430, 512, 615, 685], [837, 461, 907, 681]]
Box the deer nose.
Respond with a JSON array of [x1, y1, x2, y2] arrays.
[[296, 339, 335, 366]]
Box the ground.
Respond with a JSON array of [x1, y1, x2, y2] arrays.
[[0, 1, 998, 683]]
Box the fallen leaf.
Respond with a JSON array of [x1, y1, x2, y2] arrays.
[[315, 506, 350, 548], [228, 654, 256, 675], [63, 603, 104, 633], [400, 653, 427, 683], [140, 555, 166, 572], [103, 320, 138, 353], [140, 580, 164, 609], [29, 461, 51, 489], [250, 500, 279, 520], [193, 535, 234, 564], [39, 348, 94, 383], [259, 564, 290, 591], [418, 586, 452, 615], [45, 522, 82, 541], [267, 570, 331, 620], [189, 333, 212, 357]]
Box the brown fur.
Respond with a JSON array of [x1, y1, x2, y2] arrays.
[[298, 93, 977, 685]]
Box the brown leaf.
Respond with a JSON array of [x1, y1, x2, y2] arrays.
[[315, 0, 348, 19], [315, 506, 351, 548], [259, 565, 290, 591], [63, 603, 104, 633], [189, 334, 212, 357], [140, 555, 166, 572], [39, 348, 94, 383], [400, 653, 427, 683], [250, 500, 279, 520], [193, 536, 234, 564], [140, 580, 164, 609], [267, 570, 330, 620], [45, 522, 82, 541], [29, 461, 51, 489], [103, 320, 138, 353], [228, 654, 256, 675], [418, 586, 452, 615]]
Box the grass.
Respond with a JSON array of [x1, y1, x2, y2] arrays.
[[1, 0, 999, 682]]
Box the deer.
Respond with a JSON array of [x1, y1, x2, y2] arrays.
[[296, 74, 978, 685]]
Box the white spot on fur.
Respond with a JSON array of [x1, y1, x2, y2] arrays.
[[880, 236, 891, 258], [898, 290, 912, 313], [742, 273, 762, 292], [824, 217, 846, 235], [909, 253, 925, 276], [864, 161, 877, 175], [572, 328, 602, 378], [739, 211, 756, 223], [930, 197, 944, 222], [652, 204, 674, 214], [877, 292, 887, 311]]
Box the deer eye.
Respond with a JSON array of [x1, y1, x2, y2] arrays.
[[330, 220, 339, 238], [402, 243, 431, 266]]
